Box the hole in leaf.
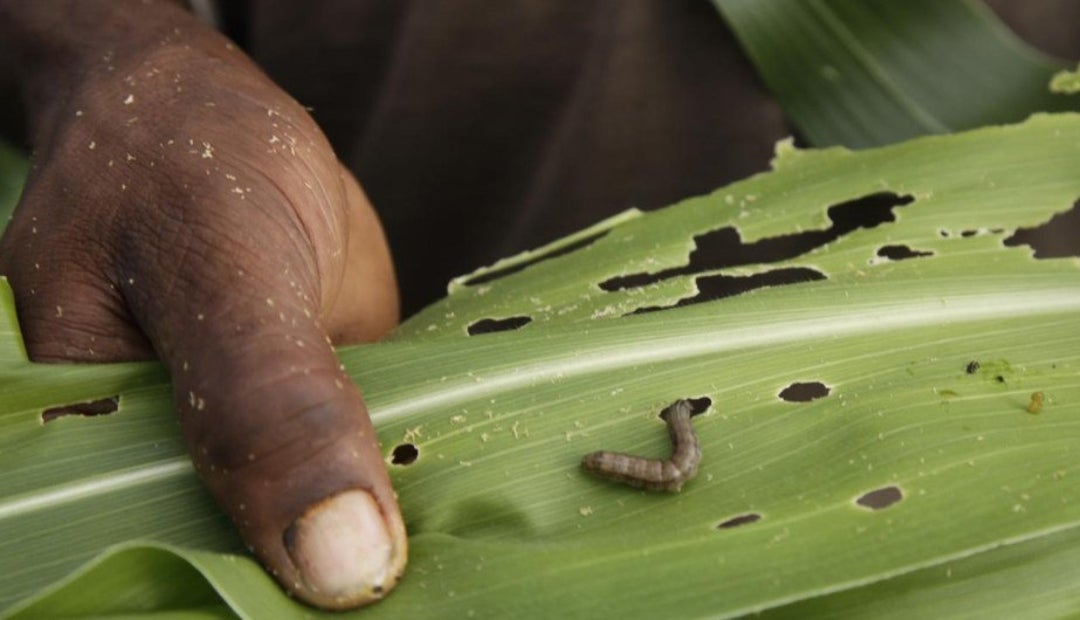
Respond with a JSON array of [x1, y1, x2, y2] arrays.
[[600, 192, 913, 291], [632, 267, 826, 314], [41, 396, 119, 423], [778, 382, 830, 402], [467, 316, 533, 335], [683, 396, 712, 417], [855, 485, 904, 510], [876, 244, 933, 261], [717, 513, 762, 529], [1004, 198, 1080, 258], [462, 231, 608, 286], [961, 229, 978, 238], [657, 397, 712, 420], [391, 443, 419, 465]]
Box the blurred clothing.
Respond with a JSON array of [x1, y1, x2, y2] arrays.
[[242, 1, 788, 315]]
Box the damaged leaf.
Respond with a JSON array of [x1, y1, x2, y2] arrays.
[[2, 113, 1080, 618], [398, 114, 1080, 340]]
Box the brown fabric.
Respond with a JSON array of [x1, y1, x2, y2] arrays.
[[984, 0, 1080, 61], [245, 0, 788, 316]]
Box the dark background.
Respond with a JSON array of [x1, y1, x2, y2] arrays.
[[4, 1, 1079, 317]]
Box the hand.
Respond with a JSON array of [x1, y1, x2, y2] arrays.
[[0, 1, 406, 609]]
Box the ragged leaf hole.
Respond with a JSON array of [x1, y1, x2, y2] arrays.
[[600, 191, 913, 292], [875, 244, 933, 261], [631, 267, 826, 315], [716, 513, 762, 529], [1004, 197, 1080, 258], [391, 443, 419, 465], [467, 315, 533, 335], [461, 231, 608, 286], [41, 396, 120, 423], [681, 396, 713, 417], [778, 381, 830, 402], [855, 485, 904, 510]]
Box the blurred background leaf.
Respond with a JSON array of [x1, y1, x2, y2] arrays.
[[713, 0, 1077, 148]]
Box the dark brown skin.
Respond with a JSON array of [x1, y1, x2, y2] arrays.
[[0, 0, 406, 610]]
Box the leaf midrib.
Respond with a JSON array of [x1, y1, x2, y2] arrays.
[[0, 458, 192, 521], [370, 287, 1080, 422]]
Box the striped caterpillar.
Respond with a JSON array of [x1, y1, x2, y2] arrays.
[[581, 399, 702, 492]]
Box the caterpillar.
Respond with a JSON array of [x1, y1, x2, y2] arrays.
[[581, 399, 702, 492]]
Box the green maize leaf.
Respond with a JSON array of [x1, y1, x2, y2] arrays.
[[5, 543, 236, 620], [761, 524, 1080, 619], [712, 0, 1078, 148], [2, 112, 1080, 618]]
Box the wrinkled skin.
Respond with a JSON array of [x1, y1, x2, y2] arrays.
[[0, 0, 406, 610]]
